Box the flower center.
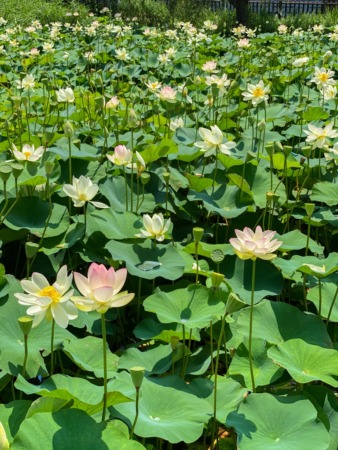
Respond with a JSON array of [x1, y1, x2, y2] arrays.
[[253, 87, 264, 98], [39, 286, 61, 303], [319, 73, 328, 82], [23, 151, 31, 158], [78, 193, 88, 201]]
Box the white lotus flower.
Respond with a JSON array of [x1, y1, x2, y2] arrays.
[[56, 87, 75, 103], [15, 266, 77, 328], [310, 67, 335, 89], [230, 226, 282, 261], [136, 213, 171, 242], [304, 122, 338, 149], [242, 80, 270, 106], [195, 125, 236, 157], [63, 175, 108, 208], [12, 143, 44, 162], [292, 57, 309, 67], [16, 74, 35, 91], [107, 145, 132, 166]]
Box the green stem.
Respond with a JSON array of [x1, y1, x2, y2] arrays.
[[130, 387, 140, 440], [326, 285, 338, 327], [22, 334, 28, 379], [50, 319, 55, 376], [249, 259, 257, 393], [101, 313, 108, 422], [210, 312, 226, 450]]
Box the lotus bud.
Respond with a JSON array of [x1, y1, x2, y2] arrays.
[[211, 272, 224, 288], [130, 366, 145, 389], [305, 203, 315, 217], [63, 121, 74, 139], [193, 227, 204, 244], [0, 164, 12, 182], [18, 316, 33, 336], [248, 116, 256, 126], [128, 108, 138, 128], [257, 119, 265, 131], [194, 76, 202, 86], [25, 242, 39, 259]]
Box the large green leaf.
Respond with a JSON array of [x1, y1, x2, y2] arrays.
[[228, 339, 284, 389], [86, 209, 142, 240], [11, 409, 146, 450], [304, 386, 338, 450], [275, 229, 324, 254], [311, 181, 338, 206], [143, 285, 225, 329], [230, 300, 332, 348], [15, 374, 130, 415], [0, 276, 74, 377], [0, 401, 31, 444], [100, 177, 156, 213], [223, 257, 283, 304], [227, 393, 329, 450], [62, 336, 119, 378], [187, 184, 248, 219], [118, 344, 173, 374], [105, 240, 185, 280], [307, 282, 338, 321], [267, 339, 338, 387], [110, 372, 212, 444], [4, 197, 69, 238]]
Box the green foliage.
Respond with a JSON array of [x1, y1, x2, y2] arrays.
[[0, 0, 88, 25], [119, 0, 171, 27]]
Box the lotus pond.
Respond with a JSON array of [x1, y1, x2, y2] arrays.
[[0, 14, 337, 450]]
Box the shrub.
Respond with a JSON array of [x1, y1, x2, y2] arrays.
[[0, 0, 89, 25], [119, 0, 171, 27]]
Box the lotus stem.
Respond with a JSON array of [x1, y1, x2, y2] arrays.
[[129, 387, 140, 440], [50, 318, 55, 376], [101, 313, 108, 422], [326, 285, 338, 327], [249, 259, 257, 393]]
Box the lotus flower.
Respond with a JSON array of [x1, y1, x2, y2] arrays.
[[195, 125, 236, 157], [229, 226, 282, 261], [72, 263, 134, 313], [15, 266, 77, 328], [136, 213, 171, 242], [63, 175, 108, 208]]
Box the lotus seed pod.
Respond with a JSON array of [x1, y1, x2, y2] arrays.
[[25, 242, 39, 259], [193, 227, 204, 243], [18, 316, 33, 336], [0, 165, 12, 182], [305, 203, 315, 217], [211, 272, 224, 288], [130, 366, 145, 389]]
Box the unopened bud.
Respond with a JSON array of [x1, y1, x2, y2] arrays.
[[128, 108, 138, 128], [63, 121, 74, 139], [163, 172, 170, 183], [257, 119, 265, 131], [171, 336, 180, 350]]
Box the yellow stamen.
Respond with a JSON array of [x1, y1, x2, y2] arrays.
[[39, 286, 61, 303], [78, 193, 88, 201], [23, 151, 31, 159], [319, 73, 328, 82], [252, 87, 264, 98]]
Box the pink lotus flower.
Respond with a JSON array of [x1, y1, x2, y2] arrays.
[[229, 226, 282, 261], [156, 86, 177, 101], [72, 263, 134, 313]]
